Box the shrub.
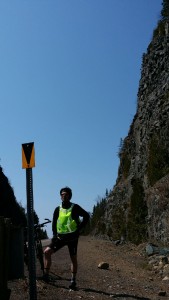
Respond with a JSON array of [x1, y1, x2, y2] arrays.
[[127, 178, 148, 244]]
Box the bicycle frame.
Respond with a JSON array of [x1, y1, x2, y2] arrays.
[[24, 218, 51, 275]]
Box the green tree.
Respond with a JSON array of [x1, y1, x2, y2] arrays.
[[90, 197, 106, 229], [118, 138, 124, 158], [105, 189, 108, 198], [127, 179, 148, 244], [33, 210, 39, 225]]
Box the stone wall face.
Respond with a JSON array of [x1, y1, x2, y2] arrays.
[[102, 25, 169, 245]]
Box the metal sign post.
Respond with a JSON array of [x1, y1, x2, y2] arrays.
[[22, 142, 37, 300]]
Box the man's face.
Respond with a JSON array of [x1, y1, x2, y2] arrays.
[[61, 191, 70, 202]]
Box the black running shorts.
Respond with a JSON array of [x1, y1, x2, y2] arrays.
[[49, 233, 79, 256]]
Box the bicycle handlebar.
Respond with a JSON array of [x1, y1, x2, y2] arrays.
[[34, 219, 51, 229]]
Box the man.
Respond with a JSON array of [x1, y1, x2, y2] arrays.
[[43, 186, 90, 289]]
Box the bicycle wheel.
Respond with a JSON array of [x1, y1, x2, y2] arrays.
[[36, 241, 44, 274]]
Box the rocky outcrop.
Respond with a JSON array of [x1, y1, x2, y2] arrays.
[[97, 22, 169, 245]]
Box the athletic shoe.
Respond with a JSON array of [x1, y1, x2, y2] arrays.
[[42, 273, 50, 283], [69, 280, 76, 290]]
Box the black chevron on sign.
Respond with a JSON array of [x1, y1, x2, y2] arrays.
[[22, 143, 34, 164]]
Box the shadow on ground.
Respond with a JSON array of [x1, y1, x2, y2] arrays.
[[43, 273, 151, 300]]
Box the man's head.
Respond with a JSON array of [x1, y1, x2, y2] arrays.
[[60, 187, 72, 202]]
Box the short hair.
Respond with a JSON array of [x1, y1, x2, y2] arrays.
[[60, 186, 72, 200]]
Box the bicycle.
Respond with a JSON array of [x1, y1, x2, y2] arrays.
[[24, 218, 51, 275]]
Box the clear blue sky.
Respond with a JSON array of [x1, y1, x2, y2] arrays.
[[0, 1, 162, 238]]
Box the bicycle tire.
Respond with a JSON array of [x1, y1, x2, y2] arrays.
[[36, 241, 44, 273]]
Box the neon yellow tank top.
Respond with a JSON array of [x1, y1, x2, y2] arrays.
[[56, 204, 78, 234]]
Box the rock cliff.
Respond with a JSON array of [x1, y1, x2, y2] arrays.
[[97, 21, 169, 245]]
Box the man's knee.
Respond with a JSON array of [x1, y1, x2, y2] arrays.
[[44, 247, 53, 258]]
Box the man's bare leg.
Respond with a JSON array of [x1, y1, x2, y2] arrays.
[[43, 247, 54, 277], [69, 255, 78, 289]]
